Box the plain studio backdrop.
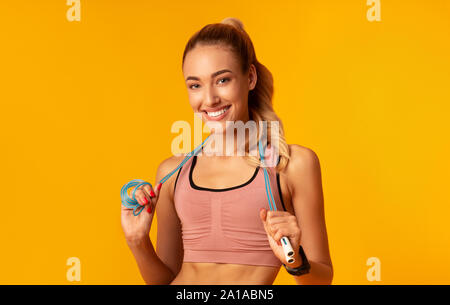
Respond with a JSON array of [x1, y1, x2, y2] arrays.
[[0, 0, 449, 284]]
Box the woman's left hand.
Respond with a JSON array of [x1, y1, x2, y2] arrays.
[[259, 208, 302, 265]]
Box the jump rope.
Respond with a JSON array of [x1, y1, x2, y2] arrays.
[[120, 133, 296, 264]]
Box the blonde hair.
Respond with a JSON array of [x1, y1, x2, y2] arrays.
[[182, 17, 290, 172]]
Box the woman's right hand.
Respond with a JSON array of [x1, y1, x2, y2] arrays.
[[121, 182, 161, 246]]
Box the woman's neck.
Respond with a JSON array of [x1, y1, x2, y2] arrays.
[[201, 130, 256, 159]]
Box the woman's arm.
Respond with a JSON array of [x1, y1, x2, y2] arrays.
[[127, 236, 175, 285], [285, 144, 333, 285], [125, 156, 185, 285]]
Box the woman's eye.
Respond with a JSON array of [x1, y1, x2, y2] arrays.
[[218, 77, 230, 84], [189, 78, 229, 89]]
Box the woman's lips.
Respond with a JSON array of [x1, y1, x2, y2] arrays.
[[203, 105, 231, 121]]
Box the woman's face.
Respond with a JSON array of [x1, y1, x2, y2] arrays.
[[182, 44, 257, 132]]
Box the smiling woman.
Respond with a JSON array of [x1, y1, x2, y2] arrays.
[[120, 17, 333, 285]]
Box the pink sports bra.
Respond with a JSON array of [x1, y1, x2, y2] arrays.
[[173, 152, 287, 268]]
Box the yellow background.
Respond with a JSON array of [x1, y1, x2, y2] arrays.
[[0, 0, 449, 284]]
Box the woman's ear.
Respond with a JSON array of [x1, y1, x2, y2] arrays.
[[248, 63, 257, 91]]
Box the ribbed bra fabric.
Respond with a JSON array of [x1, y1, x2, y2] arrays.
[[173, 150, 286, 268]]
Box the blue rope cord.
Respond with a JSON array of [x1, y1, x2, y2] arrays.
[[258, 138, 277, 212], [121, 135, 211, 215], [120, 179, 152, 216], [159, 135, 211, 184], [121, 132, 276, 215]]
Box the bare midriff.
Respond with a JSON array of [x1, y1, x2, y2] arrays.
[[169, 262, 280, 285]]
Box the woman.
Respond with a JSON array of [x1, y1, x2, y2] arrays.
[[121, 17, 333, 285]]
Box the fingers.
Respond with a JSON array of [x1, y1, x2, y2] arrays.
[[125, 183, 159, 216], [260, 208, 299, 244], [267, 214, 298, 234], [154, 182, 162, 197], [145, 183, 163, 214], [260, 208, 280, 243], [271, 224, 292, 243], [259, 208, 270, 235], [130, 184, 154, 207], [148, 183, 162, 212], [261, 209, 292, 227], [266, 210, 291, 218], [143, 184, 156, 198], [267, 222, 288, 242], [134, 188, 149, 206], [266, 216, 288, 226], [142, 184, 156, 208]]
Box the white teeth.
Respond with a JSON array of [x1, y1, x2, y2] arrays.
[[206, 106, 229, 117]]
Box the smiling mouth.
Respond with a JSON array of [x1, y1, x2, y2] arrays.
[[204, 105, 231, 118]]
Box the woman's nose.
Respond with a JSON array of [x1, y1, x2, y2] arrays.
[[203, 85, 220, 107]]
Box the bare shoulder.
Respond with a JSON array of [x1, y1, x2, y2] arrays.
[[286, 144, 320, 169], [156, 155, 185, 180], [155, 154, 186, 197], [284, 144, 322, 190]]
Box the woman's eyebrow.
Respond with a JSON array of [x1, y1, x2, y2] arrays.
[[185, 69, 232, 81]]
